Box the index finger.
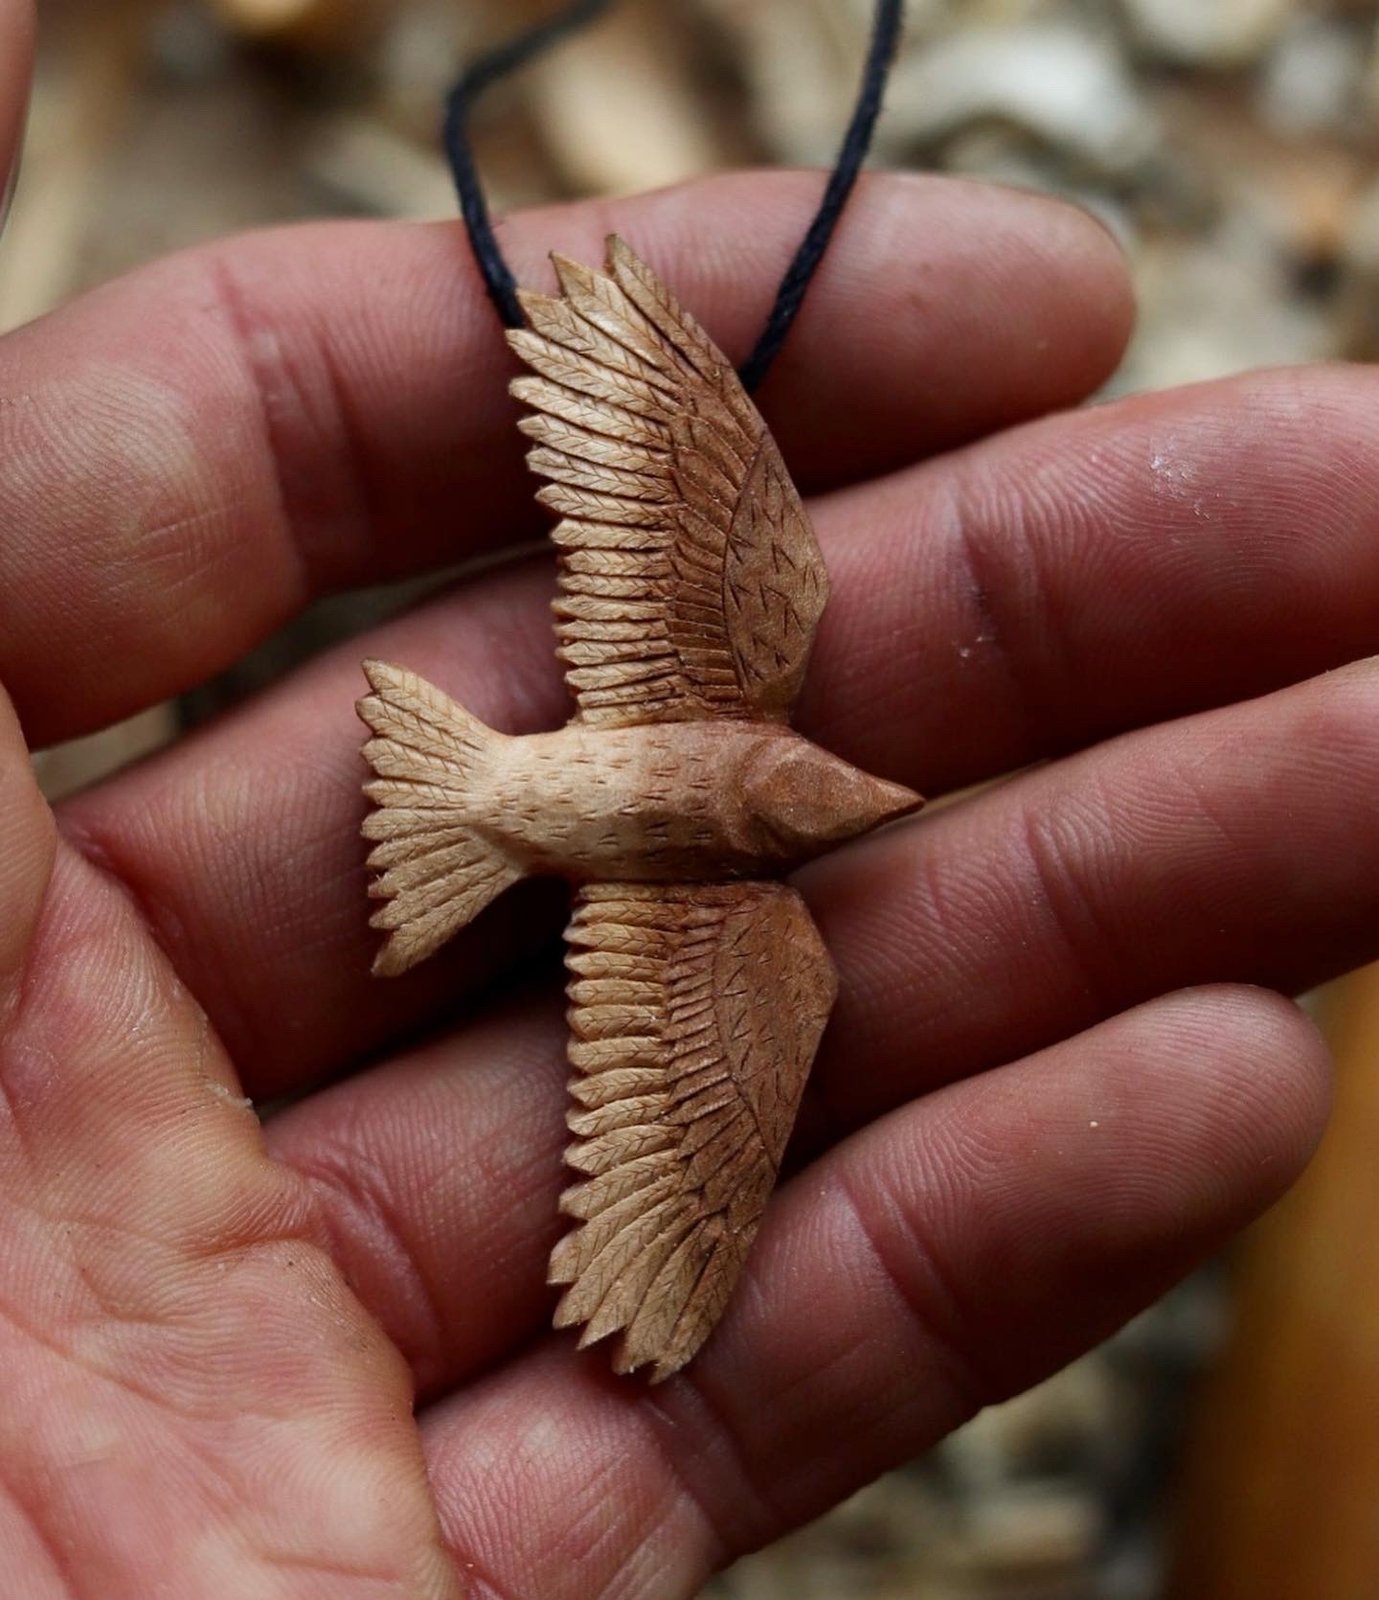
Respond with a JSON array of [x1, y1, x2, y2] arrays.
[[0, 170, 1132, 744]]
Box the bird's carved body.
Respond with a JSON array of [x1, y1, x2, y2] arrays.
[[479, 721, 918, 883], [358, 237, 923, 1380]]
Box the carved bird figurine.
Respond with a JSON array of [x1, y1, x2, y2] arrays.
[[357, 238, 923, 1381]]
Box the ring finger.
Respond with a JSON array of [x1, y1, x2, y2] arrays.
[[265, 657, 1379, 1397]]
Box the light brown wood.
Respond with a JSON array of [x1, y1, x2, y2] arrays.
[[526, 4, 735, 197], [209, 0, 382, 48], [1167, 968, 1379, 1599], [555, 883, 837, 1382], [358, 238, 922, 1378]]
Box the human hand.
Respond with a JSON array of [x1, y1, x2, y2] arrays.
[[0, 4, 1367, 1592]]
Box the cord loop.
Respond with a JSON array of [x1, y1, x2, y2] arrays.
[[442, 0, 903, 393]]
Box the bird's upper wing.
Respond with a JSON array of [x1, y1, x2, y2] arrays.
[[551, 880, 838, 1381], [508, 236, 830, 728]]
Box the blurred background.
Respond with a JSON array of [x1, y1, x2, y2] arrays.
[[11, 1, 1379, 1596]]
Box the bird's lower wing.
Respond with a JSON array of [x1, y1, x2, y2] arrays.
[[552, 881, 838, 1381]]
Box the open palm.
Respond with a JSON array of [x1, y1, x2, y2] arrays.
[[1, 5, 1369, 1594]]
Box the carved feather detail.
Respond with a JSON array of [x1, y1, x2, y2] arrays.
[[553, 882, 837, 1381], [508, 236, 831, 729], [359, 238, 923, 1381]]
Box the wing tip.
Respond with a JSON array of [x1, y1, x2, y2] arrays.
[[360, 657, 404, 694], [505, 290, 561, 352], [505, 325, 538, 357], [549, 1305, 695, 1385], [611, 1333, 691, 1386], [370, 936, 411, 980], [550, 250, 598, 297]]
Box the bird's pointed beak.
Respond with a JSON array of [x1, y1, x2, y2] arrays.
[[867, 775, 925, 831]]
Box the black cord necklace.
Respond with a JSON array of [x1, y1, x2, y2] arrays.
[[442, 0, 905, 392]]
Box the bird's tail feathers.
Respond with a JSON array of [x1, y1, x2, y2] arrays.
[[358, 659, 523, 976]]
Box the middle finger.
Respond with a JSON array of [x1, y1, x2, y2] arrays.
[[62, 361, 1379, 1098]]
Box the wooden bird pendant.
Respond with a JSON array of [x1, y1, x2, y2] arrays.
[[357, 238, 923, 1381]]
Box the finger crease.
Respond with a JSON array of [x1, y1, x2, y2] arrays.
[[205, 252, 370, 598], [628, 1385, 733, 1576], [831, 1163, 994, 1416], [1015, 798, 1121, 1020], [637, 1361, 792, 1564], [292, 1142, 448, 1387], [941, 478, 1036, 746]]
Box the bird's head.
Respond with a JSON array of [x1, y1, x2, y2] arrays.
[[744, 735, 923, 864]]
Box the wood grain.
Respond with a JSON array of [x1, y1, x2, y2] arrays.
[[510, 235, 829, 728], [555, 883, 836, 1381], [1167, 970, 1379, 1599], [358, 238, 922, 1377]]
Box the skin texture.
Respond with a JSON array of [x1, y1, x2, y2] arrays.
[[0, 10, 1366, 1591]]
